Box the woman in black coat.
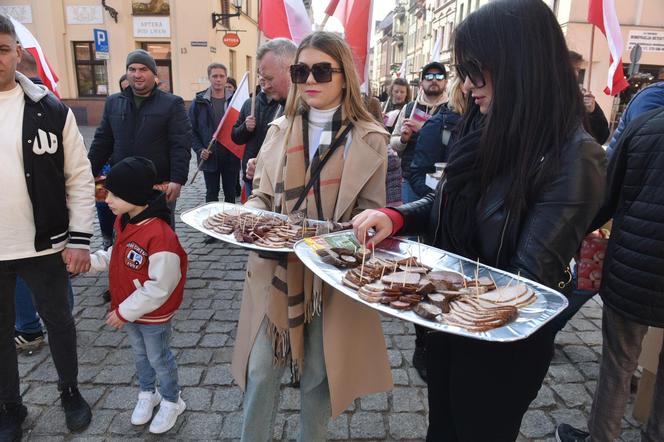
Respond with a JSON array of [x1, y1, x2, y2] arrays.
[[353, 1, 606, 440]]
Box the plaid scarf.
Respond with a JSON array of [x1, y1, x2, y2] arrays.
[[267, 107, 350, 380]]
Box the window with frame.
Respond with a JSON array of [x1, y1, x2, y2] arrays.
[[73, 41, 108, 97]]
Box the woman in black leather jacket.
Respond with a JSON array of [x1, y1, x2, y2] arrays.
[[353, 1, 606, 440]]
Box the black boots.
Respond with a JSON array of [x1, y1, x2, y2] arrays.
[[0, 403, 27, 442], [60, 387, 91, 432]]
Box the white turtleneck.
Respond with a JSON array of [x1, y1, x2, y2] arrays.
[[307, 105, 351, 161]]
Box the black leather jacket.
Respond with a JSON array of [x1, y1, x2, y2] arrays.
[[396, 127, 606, 292]]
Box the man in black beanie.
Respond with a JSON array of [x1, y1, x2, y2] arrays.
[[88, 48, 192, 228]]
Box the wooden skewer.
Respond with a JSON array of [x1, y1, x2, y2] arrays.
[[475, 258, 480, 298], [459, 260, 467, 288], [390, 261, 398, 289], [360, 229, 367, 280], [488, 272, 499, 290]]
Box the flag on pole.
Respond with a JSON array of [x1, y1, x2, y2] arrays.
[[431, 33, 442, 63], [9, 16, 60, 96], [330, 0, 373, 88], [214, 72, 250, 160], [397, 58, 407, 78], [258, 0, 312, 44], [587, 0, 629, 96]]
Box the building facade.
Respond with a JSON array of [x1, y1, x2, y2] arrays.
[[0, 0, 259, 125], [557, 0, 664, 126], [369, 0, 664, 126]]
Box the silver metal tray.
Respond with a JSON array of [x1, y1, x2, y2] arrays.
[[293, 231, 569, 342], [180, 202, 339, 253], [180, 202, 296, 253]]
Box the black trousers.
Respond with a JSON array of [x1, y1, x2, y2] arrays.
[[0, 253, 78, 404], [203, 149, 241, 204], [426, 324, 555, 442]]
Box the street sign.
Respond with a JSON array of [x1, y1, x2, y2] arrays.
[[223, 33, 240, 48], [629, 44, 642, 78], [94, 28, 109, 60], [630, 43, 643, 64]]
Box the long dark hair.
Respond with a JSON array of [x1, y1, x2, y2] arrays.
[[454, 0, 585, 215]]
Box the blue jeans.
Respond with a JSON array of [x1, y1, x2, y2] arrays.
[[241, 314, 330, 442], [124, 321, 180, 403], [401, 179, 420, 204], [15, 276, 74, 334]]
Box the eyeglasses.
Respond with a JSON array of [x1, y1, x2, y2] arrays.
[[454, 60, 486, 88], [423, 72, 446, 81], [290, 62, 344, 84]]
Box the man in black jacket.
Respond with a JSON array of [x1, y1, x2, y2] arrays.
[[570, 51, 610, 144], [232, 38, 296, 195], [0, 16, 95, 440], [88, 49, 192, 227], [556, 107, 664, 442], [189, 62, 239, 206]]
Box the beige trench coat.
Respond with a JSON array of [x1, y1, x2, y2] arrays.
[[231, 116, 393, 417]]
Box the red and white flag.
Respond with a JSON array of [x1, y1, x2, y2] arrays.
[[9, 17, 60, 97], [328, 0, 373, 88], [214, 72, 250, 161], [258, 0, 312, 44], [587, 0, 629, 96]]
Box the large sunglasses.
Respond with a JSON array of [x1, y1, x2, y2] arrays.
[[290, 62, 344, 84], [454, 60, 486, 88], [423, 72, 446, 81]]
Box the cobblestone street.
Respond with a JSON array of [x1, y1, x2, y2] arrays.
[[16, 127, 643, 441]]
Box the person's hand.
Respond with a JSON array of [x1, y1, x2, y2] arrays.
[[200, 149, 210, 161], [400, 119, 416, 143], [106, 310, 125, 329], [246, 158, 257, 180], [165, 182, 182, 202], [62, 248, 91, 274], [245, 115, 256, 132], [583, 91, 597, 113], [352, 209, 394, 248]]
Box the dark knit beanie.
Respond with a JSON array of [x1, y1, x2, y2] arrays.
[[126, 49, 157, 75], [105, 157, 157, 206]]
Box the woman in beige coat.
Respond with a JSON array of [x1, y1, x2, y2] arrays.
[[231, 32, 393, 441]]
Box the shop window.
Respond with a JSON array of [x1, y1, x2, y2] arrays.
[[229, 49, 237, 78], [140, 42, 173, 93], [73, 41, 108, 97]]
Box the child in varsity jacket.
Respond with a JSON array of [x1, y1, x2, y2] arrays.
[[89, 157, 188, 434]]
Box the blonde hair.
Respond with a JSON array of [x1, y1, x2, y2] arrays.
[[446, 76, 467, 115], [284, 32, 376, 124]]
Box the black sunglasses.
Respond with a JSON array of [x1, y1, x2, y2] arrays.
[[454, 60, 486, 88], [423, 72, 446, 81], [290, 62, 344, 84]]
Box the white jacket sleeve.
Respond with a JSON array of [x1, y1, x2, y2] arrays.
[[63, 109, 96, 250], [118, 251, 182, 323], [389, 107, 408, 154], [89, 247, 112, 272]]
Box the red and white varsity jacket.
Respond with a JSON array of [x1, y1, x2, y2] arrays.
[[91, 216, 187, 324]]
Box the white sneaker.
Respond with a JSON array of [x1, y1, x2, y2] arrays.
[[130, 390, 161, 425], [148, 395, 186, 434]]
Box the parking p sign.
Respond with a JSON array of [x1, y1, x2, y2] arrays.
[[94, 29, 109, 60]]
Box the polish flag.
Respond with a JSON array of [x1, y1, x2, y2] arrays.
[[431, 32, 443, 63], [214, 72, 250, 160], [587, 0, 629, 96], [396, 58, 407, 78], [329, 0, 373, 87], [258, 0, 312, 44], [9, 16, 60, 97]]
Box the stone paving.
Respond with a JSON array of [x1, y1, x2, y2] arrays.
[[16, 126, 644, 441]]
